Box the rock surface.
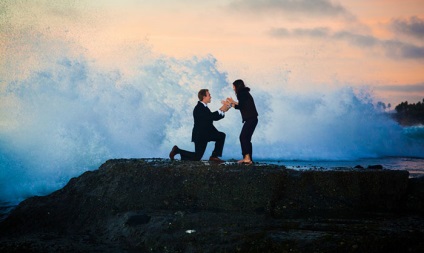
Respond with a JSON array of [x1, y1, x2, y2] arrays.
[[0, 159, 423, 252]]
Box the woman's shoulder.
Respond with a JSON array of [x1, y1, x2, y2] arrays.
[[238, 87, 251, 97], [241, 87, 251, 92]]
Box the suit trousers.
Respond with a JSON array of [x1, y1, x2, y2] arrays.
[[240, 117, 258, 160], [179, 131, 226, 161]]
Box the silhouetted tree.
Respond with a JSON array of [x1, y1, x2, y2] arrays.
[[393, 98, 424, 126]]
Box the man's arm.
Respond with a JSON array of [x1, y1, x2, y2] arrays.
[[194, 104, 224, 122], [213, 109, 225, 121]]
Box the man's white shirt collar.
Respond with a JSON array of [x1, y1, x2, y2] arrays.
[[200, 101, 224, 116]]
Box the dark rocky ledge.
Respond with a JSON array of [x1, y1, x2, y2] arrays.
[[0, 159, 423, 252]]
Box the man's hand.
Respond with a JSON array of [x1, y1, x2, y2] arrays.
[[221, 99, 231, 111], [220, 104, 230, 112]]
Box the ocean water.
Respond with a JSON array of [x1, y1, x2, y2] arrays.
[[261, 156, 424, 178], [1, 10, 424, 218]]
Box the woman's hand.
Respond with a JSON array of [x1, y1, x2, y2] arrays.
[[226, 97, 237, 107]]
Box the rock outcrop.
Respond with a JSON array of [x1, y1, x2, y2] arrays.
[[0, 159, 423, 252]]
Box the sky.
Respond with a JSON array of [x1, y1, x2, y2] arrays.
[[1, 0, 424, 106]]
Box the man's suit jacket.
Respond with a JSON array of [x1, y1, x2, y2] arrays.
[[191, 101, 224, 142]]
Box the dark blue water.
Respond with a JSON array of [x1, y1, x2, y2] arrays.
[[261, 156, 424, 178]]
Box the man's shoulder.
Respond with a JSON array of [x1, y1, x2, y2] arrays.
[[193, 102, 205, 114], [193, 101, 202, 110]]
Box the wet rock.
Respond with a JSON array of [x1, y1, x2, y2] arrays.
[[125, 213, 151, 226], [406, 175, 424, 213], [367, 164, 383, 170], [0, 158, 423, 252]]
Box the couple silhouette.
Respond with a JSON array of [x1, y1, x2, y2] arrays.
[[169, 79, 258, 165]]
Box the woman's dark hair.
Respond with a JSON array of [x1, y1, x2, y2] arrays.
[[232, 79, 245, 94]]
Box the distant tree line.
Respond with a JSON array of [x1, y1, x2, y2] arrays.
[[392, 98, 424, 126]]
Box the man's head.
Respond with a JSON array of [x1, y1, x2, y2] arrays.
[[198, 89, 211, 104]]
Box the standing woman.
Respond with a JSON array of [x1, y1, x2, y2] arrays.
[[228, 79, 258, 165]]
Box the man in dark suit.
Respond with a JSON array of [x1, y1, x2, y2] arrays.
[[169, 89, 230, 162]]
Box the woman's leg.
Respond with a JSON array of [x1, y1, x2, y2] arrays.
[[239, 118, 258, 162]]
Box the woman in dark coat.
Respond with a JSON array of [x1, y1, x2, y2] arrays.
[[228, 79, 258, 165]]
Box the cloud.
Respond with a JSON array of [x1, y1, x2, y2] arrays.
[[331, 31, 424, 60], [390, 16, 424, 39], [333, 31, 378, 47], [270, 27, 330, 38], [269, 27, 290, 37], [375, 83, 424, 93], [228, 0, 352, 18], [269, 27, 424, 60], [382, 40, 424, 60], [332, 31, 424, 60]]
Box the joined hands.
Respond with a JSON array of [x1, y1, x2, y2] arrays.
[[220, 100, 231, 112], [220, 97, 238, 112]]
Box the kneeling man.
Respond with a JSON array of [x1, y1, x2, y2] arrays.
[[169, 89, 229, 162]]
